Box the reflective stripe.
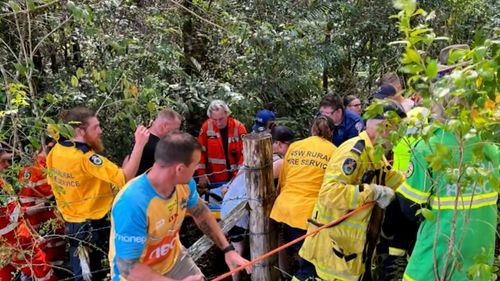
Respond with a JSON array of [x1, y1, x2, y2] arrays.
[[0, 204, 20, 235], [351, 185, 360, 210], [25, 179, 48, 187], [19, 196, 49, 204], [429, 192, 498, 210], [315, 203, 367, 231], [389, 247, 406, 256], [230, 164, 238, 170], [35, 269, 54, 281], [403, 273, 417, 281], [386, 173, 401, 189], [316, 261, 360, 281], [198, 163, 206, 169], [0, 221, 18, 235], [397, 182, 430, 204], [233, 122, 239, 139], [207, 122, 218, 137], [324, 174, 347, 184], [201, 145, 207, 152], [10, 204, 20, 224], [208, 158, 227, 165]]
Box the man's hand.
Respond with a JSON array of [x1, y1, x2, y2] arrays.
[[180, 274, 204, 281], [198, 175, 210, 189], [134, 125, 150, 148], [224, 251, 252, 274]]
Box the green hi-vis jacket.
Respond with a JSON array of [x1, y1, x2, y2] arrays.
[[299, 132, 405, 281], [398, 129, 498, 281]]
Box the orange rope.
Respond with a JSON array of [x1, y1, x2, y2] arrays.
[[211, 201, 376, 281]]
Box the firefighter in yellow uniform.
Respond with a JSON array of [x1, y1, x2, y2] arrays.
[[46, 107, 150, 281], [299, 102, 407, 281]]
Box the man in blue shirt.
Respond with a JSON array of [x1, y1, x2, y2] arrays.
[[318, 93, 364, 146]]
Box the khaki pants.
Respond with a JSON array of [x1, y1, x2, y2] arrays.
[[164, 247, 203, 279]]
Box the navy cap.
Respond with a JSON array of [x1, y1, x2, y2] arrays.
[[252, 109, 276, 133], [372, 84, 397, 99], [271, 126, 296, 143]]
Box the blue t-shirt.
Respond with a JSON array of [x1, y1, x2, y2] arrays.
[[110, 176, 198, 279], [332, 110, 364, 146]]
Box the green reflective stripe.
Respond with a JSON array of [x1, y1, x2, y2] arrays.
[[397, 182, 430, 204], [351, 185, 359, 210], [429, 192, 498, 210], [403, 273, 417, 281], [389, 247, 406, 256], [208, 158, 226, 165]]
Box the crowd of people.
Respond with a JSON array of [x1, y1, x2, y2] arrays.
[[0, 44, 497, 281]]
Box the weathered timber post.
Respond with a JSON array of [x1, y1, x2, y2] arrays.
[[243, 133, 278, 281]]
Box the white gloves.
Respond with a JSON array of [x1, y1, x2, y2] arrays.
[[372, 185, 395, 208]]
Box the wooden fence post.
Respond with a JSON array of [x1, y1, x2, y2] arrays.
[[243, 133, 279, 281]]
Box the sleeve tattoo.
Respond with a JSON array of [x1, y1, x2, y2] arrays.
[[116, 257, 139, 277], [189, 201, 219, 244]]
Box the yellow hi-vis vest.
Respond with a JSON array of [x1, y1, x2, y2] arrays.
[[299, 132, 405, 281]]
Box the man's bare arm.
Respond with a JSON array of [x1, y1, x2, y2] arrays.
[[188, 200, 230, 250]]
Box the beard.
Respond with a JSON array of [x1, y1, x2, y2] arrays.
[[86, 134, 104, 153]]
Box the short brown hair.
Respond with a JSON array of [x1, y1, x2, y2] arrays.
[[155, 131, 202, 166], [319, 94, 343, 110], [60, 107, 95, 129], [378, 72, 401, 88]]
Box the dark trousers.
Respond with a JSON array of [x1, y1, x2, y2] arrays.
[[282, 224, 317, 281], [65, 217, 110, 281]]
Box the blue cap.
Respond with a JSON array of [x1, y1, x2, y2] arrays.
[[252, 109, 276, 133], [372, 84, 397, 99]]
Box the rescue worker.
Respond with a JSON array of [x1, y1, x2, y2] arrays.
[[46, 107, 150, 281], [299, 102, 407, 281], [318, 93, 364, 147], [377, 106, 430, 281], [123, 109, 182, 176], [197, 100, 247, 188], [344, 95, 363, 115], [397, 102, 498, 281], [18, 138, 66, 268], [378, 44, 472, 281], [271, 116, 337, 280], [397, 44, 497, 281], [0, 148, 57, 281], [251, 109, 276, 133]]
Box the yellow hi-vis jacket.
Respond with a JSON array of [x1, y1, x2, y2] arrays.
[[299, 132, 405, 281]]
